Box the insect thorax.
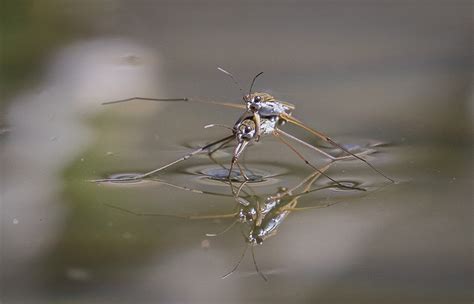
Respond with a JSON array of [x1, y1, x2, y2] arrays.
[[258, 101, 293, 117], [245, 92, 294, 117]]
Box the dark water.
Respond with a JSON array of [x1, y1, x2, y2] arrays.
[[1, 1, 472, 304]]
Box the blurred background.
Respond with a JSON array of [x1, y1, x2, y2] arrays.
[[1, 1, 472, 303]]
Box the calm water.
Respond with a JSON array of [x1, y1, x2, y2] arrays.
[[1, 2, 472, 304]]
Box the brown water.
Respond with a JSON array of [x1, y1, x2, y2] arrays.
[[1, 1, 472, 304]]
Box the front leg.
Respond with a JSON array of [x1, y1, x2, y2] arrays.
[[227, 140, 251, 180], [253, 113, 262, 142]]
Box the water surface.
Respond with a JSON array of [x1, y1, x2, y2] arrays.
[[1, 2, 472, 304]]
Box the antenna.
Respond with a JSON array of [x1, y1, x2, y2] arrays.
[[217, 67, 244, 95], [249, 72, 264, 94]]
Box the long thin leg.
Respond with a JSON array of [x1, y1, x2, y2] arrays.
[[236, 162, 250, 181], [253, 113, 262, 141], [185, 137, 253, 201], [284, 205, 334, 212], [228, 170, 257, 206], [276, 129, 375, 161], [222, 244, 249, 279], [284, 180, 392, 212], [150, 177, 253, 207], [279, 163, 333, 211], [228, 180, 252, 206], [227, 140, 250, 180], [148, 179, 237, 198], [240, 161, 258, 180], [206, 220, 239, 237], [273, 130, 366, 192], [102, 96, 246, 110], [207, 137, 235, 169], [273, 184, 354, 208], [206, 139, 258, 205], [233, 180, 249, 198], [279, 113, 394, 183], [272, 163, 333, 199], [104, 202, 238, 220], [238, 143, 259, 180], [92, 135, 235, 182], [251, 246, 268, 282]]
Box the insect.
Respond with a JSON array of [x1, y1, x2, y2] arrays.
[[93, 68, 393, 188], [105, 161, 370, 281]]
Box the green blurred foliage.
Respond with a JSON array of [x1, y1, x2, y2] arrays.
[[43, 111, 171, 283], [0, 0, 92, 105]]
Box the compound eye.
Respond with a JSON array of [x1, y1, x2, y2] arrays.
[[254, 96, 262, 103]]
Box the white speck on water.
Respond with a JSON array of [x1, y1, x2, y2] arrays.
[[106, 151, 114, 156], [80, 158, 84, 162], [13, 218, 19, 224]]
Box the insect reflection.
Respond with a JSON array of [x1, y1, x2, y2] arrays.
[[106, 162, 368, 281], [221, 162, 340, 281], [93, 68, 393, 187]]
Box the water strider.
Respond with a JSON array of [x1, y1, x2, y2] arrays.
[[92, 68, 394, 187]]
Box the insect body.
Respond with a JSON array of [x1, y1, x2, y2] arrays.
[[241, 91, 294, 141], [93, 68, 393, 185], [245, 92, 295, 117], [228, 113, 283, 179]]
